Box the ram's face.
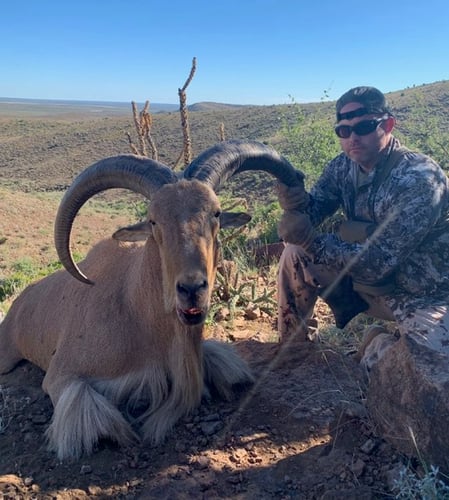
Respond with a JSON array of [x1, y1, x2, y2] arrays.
[[112, 179, 251, 327], [148, 180, 222, 325]]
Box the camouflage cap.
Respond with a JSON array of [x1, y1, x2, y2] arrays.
[[336, 86, 392, 121]]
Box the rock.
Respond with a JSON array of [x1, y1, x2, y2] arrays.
[[214, 307, 230, 322], [244, 305, 260, 320], [367, 335, 449, 474], [79, 464, 92, 475], [351, 457, 366, 477], [200, 420, 222, 436], [192, 456, 210, 470], [360, 438, 378, 455]]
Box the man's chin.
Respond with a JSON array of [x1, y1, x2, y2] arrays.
[[348, 150, 368, 166]]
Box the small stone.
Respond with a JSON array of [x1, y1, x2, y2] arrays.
[[31, 414, 48, 425], [175, 441, 187, 453], [360, 438, 377, 454], [226, 473, 242, 484], [80, 464, 92, 475], [202, 412, 220, 422], [244, 307, 260, 320], [200, 420, 222, 436], [351, 458, 366, 478], [193, 456, 210, 470]]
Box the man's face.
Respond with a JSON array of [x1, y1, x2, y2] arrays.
[[336, 102, 394, 171]]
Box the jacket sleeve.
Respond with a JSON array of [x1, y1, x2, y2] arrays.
[[308, 156, 447, 285], [306, 153, 349, 226]]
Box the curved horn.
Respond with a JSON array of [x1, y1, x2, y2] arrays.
[[182, 140, 303, 191], [54, 155, 177, 285]]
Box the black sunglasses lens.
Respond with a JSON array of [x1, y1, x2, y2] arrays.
[[353, 120, 379, 136], [335, 125, 351, 138], [335, 119, 382, 139]]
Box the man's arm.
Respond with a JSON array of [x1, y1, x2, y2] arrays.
[[310, 158, 447, 284]]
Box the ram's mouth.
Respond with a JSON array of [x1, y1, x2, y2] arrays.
[[177, 307, 206, 326]]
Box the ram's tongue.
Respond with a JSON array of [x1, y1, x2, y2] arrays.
[[183, 308, 202, 315]]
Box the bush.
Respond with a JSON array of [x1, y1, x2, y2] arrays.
[[0, 258, 64, 304], [394, 464, 449, 499], [279, 98, 340, 186]]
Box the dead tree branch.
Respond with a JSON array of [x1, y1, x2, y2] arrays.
[[128, 100, 159, 160], [128, 56, 197, 169], [219, 122, 226, 141], [178, 57, 196, 166]]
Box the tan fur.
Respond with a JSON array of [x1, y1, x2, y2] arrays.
[[0, 180, 253, 460]]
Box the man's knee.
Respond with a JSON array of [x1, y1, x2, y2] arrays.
[[278, 244, 302, 272]]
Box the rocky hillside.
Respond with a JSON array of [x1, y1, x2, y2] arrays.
[[0, 80, 448, 196]]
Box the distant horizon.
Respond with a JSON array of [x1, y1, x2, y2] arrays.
[[0, 96, 175, 106], [1, 79, 447, 109], [0, 95, 282, 107]]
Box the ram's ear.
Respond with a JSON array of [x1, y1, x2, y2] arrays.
[[113, 221, 153, 242], [220, 212, 251, 229]]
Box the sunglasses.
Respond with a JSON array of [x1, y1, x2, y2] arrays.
[[334, 118, 386, 139]]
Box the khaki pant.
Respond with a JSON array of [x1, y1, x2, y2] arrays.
[[277, 244, 449, 358]]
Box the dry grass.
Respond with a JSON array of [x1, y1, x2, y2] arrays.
[[0, 186, 138, 309]]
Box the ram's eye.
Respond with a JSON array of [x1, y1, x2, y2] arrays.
[[149, 219, 156, 226], [214, 211, 221, 218]]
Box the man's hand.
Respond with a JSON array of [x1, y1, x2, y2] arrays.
[[276, 179, 309, 211], [277, 210, 316, 251]]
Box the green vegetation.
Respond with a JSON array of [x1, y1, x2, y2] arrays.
[[211, 261, 277, 324], [205, 200, 280, 324], [394, 90, 449, 171], [0, 258, 61, 304], [279, 98, 340, 186], [394, 464, 449, 499]]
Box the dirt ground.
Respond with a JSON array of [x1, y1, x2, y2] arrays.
[[0, 318, 407, 500], [0, 191, 406, 500], [0, 113, 408, 499]]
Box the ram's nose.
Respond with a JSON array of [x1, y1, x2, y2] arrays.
[[176, 280, 209, 302]]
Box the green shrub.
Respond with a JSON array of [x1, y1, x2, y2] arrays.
[[248, 202, 282, 244], [394, 90, 449, 171], [0, 258, 67, 303], [279, 98, 340, 186], [394, 464, 449, 499]]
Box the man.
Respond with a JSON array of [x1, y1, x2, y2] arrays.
[[276, 86, 449, 369]]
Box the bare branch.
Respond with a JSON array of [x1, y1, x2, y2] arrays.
[[180, 56, 197, 92], [173, 150, 185, 170], [131, 101, 147, 156], [178, 57, 196, 166], [219, 122, 226, 141], [129, 100, 159, 160], [126, 132, 139, 155]]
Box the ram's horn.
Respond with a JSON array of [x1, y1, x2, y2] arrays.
[[54, 155, 177, 284], [183, 140, 304, 191]]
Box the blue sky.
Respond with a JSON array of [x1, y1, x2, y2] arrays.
[[1, 0, 448, 105]]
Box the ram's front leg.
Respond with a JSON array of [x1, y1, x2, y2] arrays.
[[202, 339, 254, 400], [43, 368, 137, 460]]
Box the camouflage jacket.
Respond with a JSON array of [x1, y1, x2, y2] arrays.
[[306, 137, 449, 302]]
